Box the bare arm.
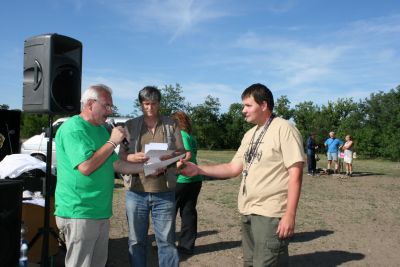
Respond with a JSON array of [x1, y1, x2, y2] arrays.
[[113, 160, 144, 174], [179, 160, 243, 179], [344, 140, 353, 149], [276, 161, 303, 239], [174, 126, 185, 154], [78, 126, 125, 176], [183, 151, 192, 161], [176, 150, 192, 169]]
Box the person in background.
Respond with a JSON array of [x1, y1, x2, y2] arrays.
[[172, 111, 203, 255], [343, 135, 354, 176], [324, 131, 343, 174], [178, 83, 305, 266], [306, 133, 318, 176], [55, 84, 131, 267], [119, 86, 184, 267]]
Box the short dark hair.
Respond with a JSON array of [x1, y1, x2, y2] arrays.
[[138, 86, 161, 103], [241, 83, 274, 111]]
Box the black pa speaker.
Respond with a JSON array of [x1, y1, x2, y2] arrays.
[[23, 33, 82, 114], [0, 180, 23, 267]]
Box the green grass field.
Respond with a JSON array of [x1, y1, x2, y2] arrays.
[[194, 149, 400, 266], [198, 150, 400, 177]]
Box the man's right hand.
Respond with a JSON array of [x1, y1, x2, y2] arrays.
[[177, 160, 199, 177], [110, 126, 126, 145]]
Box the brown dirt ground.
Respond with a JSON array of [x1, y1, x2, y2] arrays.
[[51, 160, 400, 267]]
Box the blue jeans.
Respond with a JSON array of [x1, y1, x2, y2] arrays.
[[307, 150, 316, 174], [125, 190, 179, 267]]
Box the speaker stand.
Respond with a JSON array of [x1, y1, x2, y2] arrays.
[[27, 115, 58, 267], [41, 114, 54, 267]]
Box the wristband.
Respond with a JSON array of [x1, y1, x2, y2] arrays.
[[106, 140, 117, 149]]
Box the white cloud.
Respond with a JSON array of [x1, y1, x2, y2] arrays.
[[48, 0, 87, 11], [263, 0, 298, 13], [110, 0, 229, 41], [181, 82, 240, 110], [229, 32, 350, 87], [349, 14, 400, 35], [216, 13, 400, 97]]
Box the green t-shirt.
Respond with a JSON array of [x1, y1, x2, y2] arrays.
[[54, 115, 118, 219], [177, 130, 203, 183]]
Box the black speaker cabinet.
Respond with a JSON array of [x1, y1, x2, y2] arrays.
[[0, 180, 23, 267], [23, 33, 82, 114], [0, 109, 21, 161]]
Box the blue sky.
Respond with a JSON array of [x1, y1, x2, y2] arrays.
[[1, 0, 400, 116]]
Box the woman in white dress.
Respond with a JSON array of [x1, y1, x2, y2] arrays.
[[343, 135, 354, 176]]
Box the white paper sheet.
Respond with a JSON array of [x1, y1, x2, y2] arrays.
[[144, 143, 168, 154], [143, 143, 184, 176], [143, 153, 185, 176], [145, 150, 177, 163]]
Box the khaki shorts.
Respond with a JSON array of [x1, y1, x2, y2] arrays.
[[327, 152, 338, 161]]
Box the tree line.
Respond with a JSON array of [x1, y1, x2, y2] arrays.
[[153, 84, 400, 161], [3, 84, 399, 161]]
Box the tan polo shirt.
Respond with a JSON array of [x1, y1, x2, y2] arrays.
[[232, 117, 305, 218], [131, 121, 169, 192]]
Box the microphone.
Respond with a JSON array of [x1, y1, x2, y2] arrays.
[[109, 119, 129, 146]]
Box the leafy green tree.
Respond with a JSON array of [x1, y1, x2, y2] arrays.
[[332, 99, 363, 147], [220, 103, 252, 149], [292, 101, 320, 142], [275, 95, 294, 120], [358, 86, 400, 160], [0, 104, 9, 109], [116, 82, 400, 160], [20, 113, 52, 138], [160, 84, 191, 115], [319, 101, 342, 134], [190, 95, 222, 149]]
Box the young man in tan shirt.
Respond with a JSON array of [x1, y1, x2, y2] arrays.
[[179, 83, 305, 266]]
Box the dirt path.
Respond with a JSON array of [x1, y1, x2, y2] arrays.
[[107, 167, 400, 267]]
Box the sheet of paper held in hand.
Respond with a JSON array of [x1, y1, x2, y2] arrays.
[[143, 143, 185, 176]]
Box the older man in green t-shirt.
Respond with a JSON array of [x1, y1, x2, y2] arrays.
[[55, 84, 141, 267]]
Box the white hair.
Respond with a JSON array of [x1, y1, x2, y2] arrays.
[[81, 84, 113, 106]]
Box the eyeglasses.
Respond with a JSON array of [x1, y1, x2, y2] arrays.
[[93, 99, 113, 111]]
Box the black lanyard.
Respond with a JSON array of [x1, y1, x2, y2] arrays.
[[242, 115, 274, 195]]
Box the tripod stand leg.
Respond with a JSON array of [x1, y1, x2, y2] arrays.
[[41, 115, 54, 267]]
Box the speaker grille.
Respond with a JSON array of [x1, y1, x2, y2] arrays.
[[23, 33, 82, 114]]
